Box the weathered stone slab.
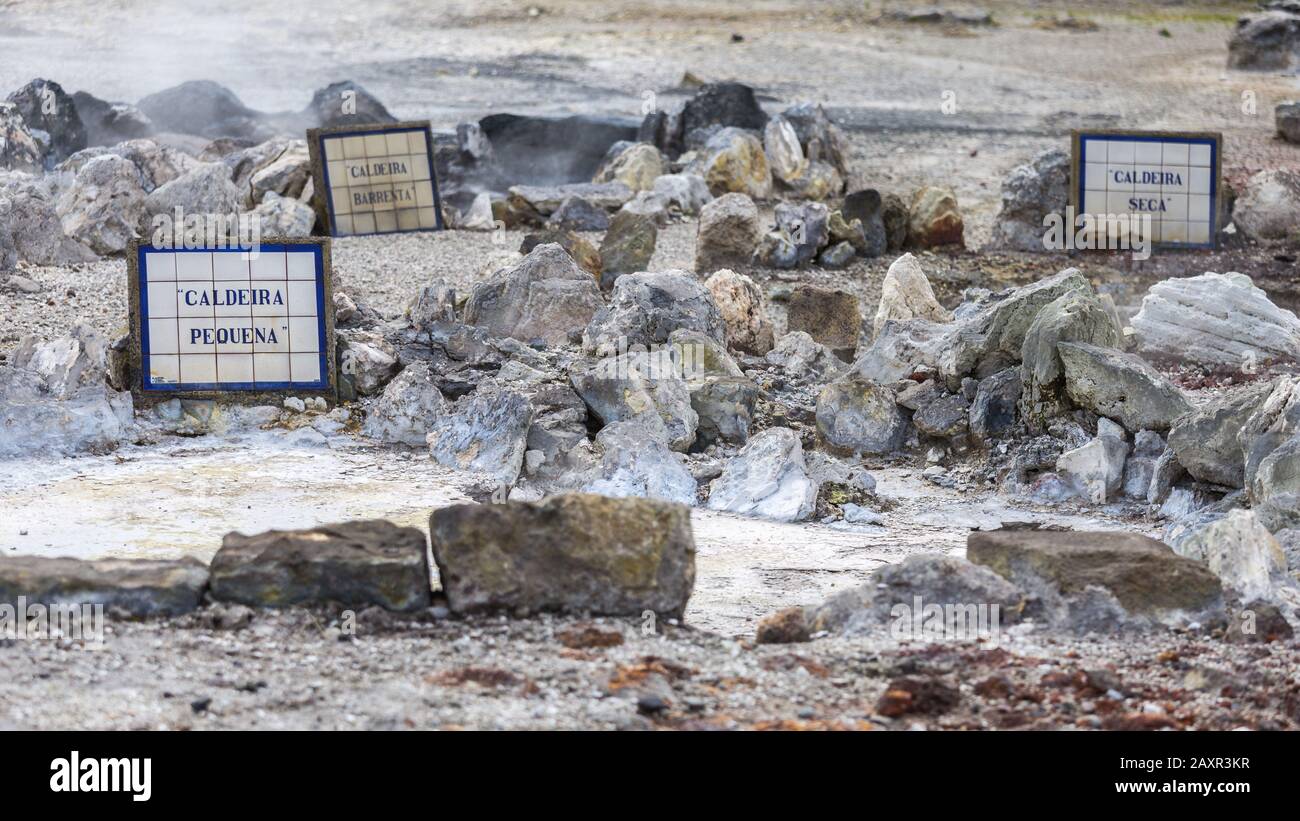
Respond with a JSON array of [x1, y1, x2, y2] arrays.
[[1057, 341, 1192, 432], [429, 493, 695, 618], [968, 529, 1223, 625], [210, 520, 432, 611], [0, 556, 208, 617]]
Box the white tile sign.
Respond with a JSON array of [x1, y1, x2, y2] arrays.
[[135, 244, 330, 392], [309, 121, 445, 237], [1074, 131, 1220, 248]]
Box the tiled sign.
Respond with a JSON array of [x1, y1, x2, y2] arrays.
[[128, 239, 335, 397], [1071, 130, 1221, 249], [307, 121, 445, 237]]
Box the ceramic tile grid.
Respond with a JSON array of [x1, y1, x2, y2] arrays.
[[318, 125, 442, 236], [1076, 132, 1219, 248], [138, 246, 328, 391]]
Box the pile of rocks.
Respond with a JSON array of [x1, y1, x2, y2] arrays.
[[0, 76, 439, 268], [1, 83, 323, 267], [454, 82, 860, 231]]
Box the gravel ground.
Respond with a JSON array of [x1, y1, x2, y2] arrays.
[[2, 608, 1296, 731]]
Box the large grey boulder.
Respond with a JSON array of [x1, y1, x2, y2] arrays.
[[143, 161, 242, 218], [970, 368, 1022, 442], [427, 387, 533, 485], [522, 383, 591, 481], [1227, 8, 1300, 72], [0, 362, 133, 460], [246, 140, 310, 206], [56, 154, 147, 254], [0, 102, 43, 172], [68, 137, 198, 192], [1240, 375, 1300, 467], [652, 172, 712, 215], [583, 270, 724, 352], [337, 330, 399, 397], [1279, 101, 1300, 143], [1057, 341, 1192, 433], [939, 268, 1091, 385], [1170, 509, 1289, 602], [570, 351, 698, 452], [1250, 433, 1300, 531], [1130, 272, 1300, 367], [806, 554, 1025, 637], [0, 325, 134, 459], [218, 137, 295, 193], [138, 80, 268, 140], [767, 331, 847, 383], [912, 390, 970, 438], [1167, 381, 1274, 488], [706, 427, 818, 522], [362, 362, 448, 446], [6, 78, 86, 165], [548, 195, 609, 231], [1056, 419, 1130, 503], [0, 555, 208, 617], [580, 421, 697, 506], [988, 149, 1068, 252], [0, 373, 134, 458], [1018, 289, 1121, 430], [9, 324, 112, 398], [816, 374, 908, 456], [1233, 169, 1300, 241], [429, 493, 695, 618], [210, 520, 431, 611], [690, 375, 758, 447], [304, 80, 396, 129], [968, 529, 1224, 631], [252, 191, 315, 237], [871, 252, 952, 341], [464, 243, 604, 347], [695, 192, 759, 272], [852, 318, 949, 384]]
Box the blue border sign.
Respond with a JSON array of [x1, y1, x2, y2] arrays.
[[1073, 131, 1221, 250], [309, 121, 446, 238], [136, 243, 330, 392]]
